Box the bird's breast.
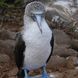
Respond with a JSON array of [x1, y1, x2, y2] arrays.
[[22, 19, 52, 70]]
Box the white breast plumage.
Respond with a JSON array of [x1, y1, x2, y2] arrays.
[[22, 19, 52, 70]]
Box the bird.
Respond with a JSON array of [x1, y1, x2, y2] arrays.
[[14, 1, 54, 78]]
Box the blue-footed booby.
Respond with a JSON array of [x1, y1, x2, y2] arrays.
[[14, 1, 54, 78]]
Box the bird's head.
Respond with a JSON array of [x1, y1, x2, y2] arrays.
[[25, 1, 45, 33]]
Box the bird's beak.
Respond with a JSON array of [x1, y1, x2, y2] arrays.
[[35, 14, 42, 33]]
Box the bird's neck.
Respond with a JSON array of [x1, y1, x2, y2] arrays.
[[23, 15, 33, 30], [24, 15, 32, 25]]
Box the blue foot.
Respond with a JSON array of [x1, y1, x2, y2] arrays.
[[42, 73, 49, 78], [23, 69, 30, 78], [42, 65, 49, 78]]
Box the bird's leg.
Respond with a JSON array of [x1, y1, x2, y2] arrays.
[[41, 64, 49, 78], [24, 69, 29, 78]]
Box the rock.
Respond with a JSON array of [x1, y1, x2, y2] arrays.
[[8, 67, 18, 77], [67, 31, 78, 39], [0, 29, 16, 40], [73, 32, 78, 39], [72, 57, 78, 66], [8, 77, 17, 78], [53, 29, 71, 47], [62, 69, 78, 78], [71, 39, 78, 51], [53, 44, 78, 57], [66, 56, 78, 66], [48, 30, 78, 70], [0, 40, 15, 59], [45, 11, 53, 22], [66, 56, 75, 69], [75, 66, 78, 70], [0, 39, 15, 47], [47, 55, 66, 71], [50, 72, 64, 78], [0, 54, 10, 63], [24, 0, 50, 4]]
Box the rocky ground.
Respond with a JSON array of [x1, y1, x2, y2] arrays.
[[0, 8, 78, 78]]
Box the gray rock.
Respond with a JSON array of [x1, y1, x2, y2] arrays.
[[8, 67, 18, 77], [53, 45, 78, 57], [66, 56, 75, 69], [47, 55, 66, 71], [0, 40, 15, 59], [72, 57, 78, 66], [0, 29, 16, 40], [53, 29, 71, 47], [8, 77, 17, 78], [66, 56, 78, 66], [60, 69, 78, 78], [71, 39, 78, 51], [0, 54, 10, 63], [68, 31, 78, 39]]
